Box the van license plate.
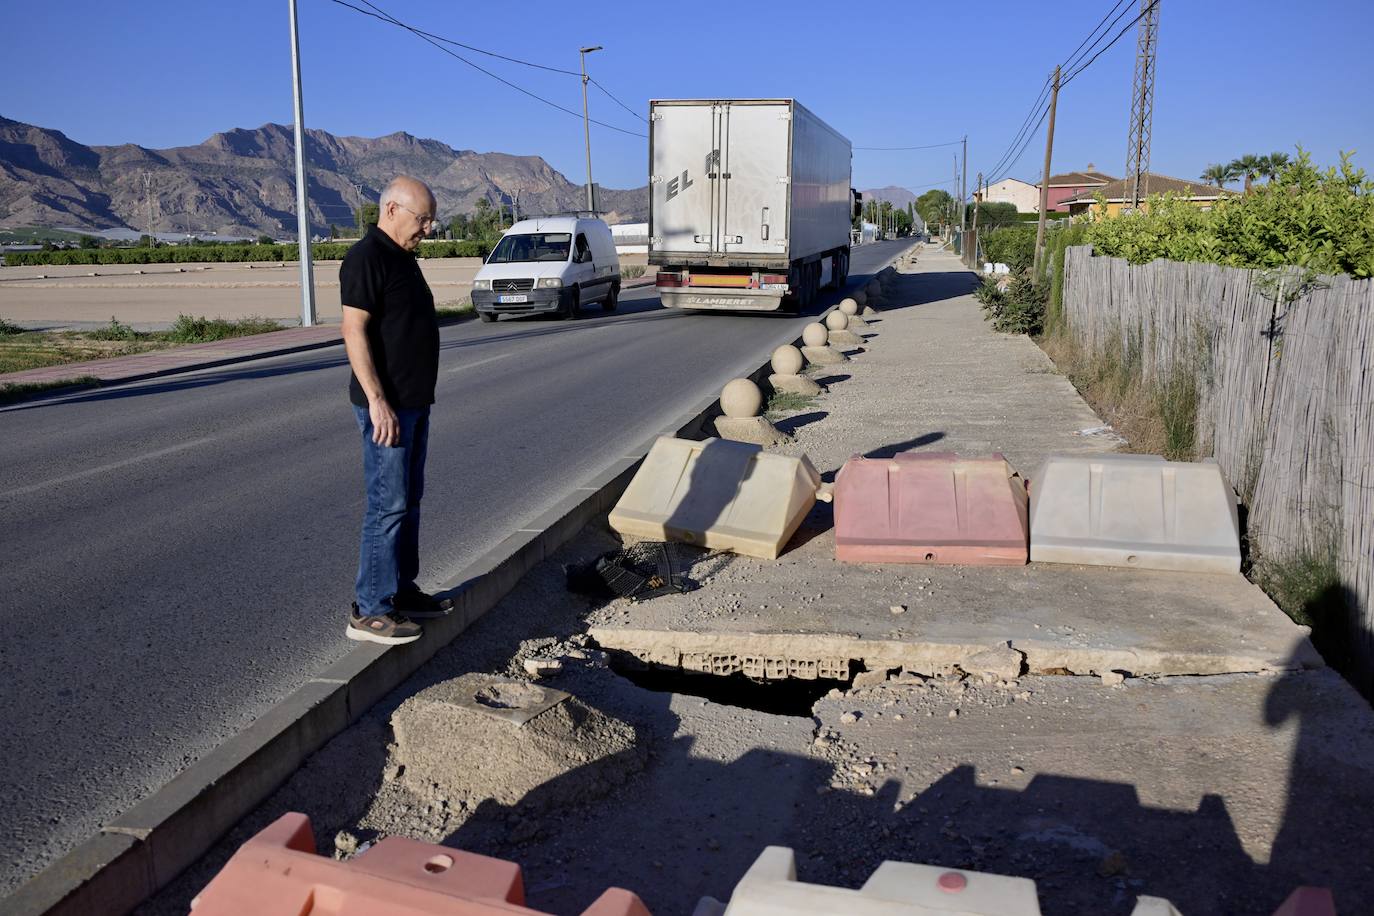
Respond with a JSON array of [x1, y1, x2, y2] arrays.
[[497, 294, 528, 303]]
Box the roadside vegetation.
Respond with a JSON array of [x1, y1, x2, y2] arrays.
[[0, 315, 286, 375], [764, 391, 817, 420]]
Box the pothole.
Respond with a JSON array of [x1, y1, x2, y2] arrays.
[[605, 650, 851, 717]]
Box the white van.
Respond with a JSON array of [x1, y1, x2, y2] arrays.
[[471, 215, 621, 322]]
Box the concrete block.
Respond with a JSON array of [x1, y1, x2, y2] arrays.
[[1029, 454, 1241, 573], [801, 345, 848, 366], [716, 846, 1045, 914], [609, 436, 821, 559], [768, 373, 822, 396], [714, 415, 790, 447], [828, 328, 865, 347], [862, 305, 880, 317], [835, 453, 1029, 565]]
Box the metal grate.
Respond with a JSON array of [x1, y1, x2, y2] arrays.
[[492, 278, 534, 292]]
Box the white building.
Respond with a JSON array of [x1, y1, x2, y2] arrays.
[[609, 222, 648, 255], [978, 177, 1041, 213]]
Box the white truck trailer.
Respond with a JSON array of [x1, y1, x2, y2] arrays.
[[649, 99, 856, 312]]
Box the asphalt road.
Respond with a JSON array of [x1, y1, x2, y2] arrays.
[[0, 238, 913, 893]]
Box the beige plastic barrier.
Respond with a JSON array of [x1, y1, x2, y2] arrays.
[[1029, 454, 1242, 573], [609, 437, 821, 559]]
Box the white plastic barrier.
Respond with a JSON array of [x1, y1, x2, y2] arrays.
[[693, 847, 1192, 916], [1029, 454, 1241, 573]]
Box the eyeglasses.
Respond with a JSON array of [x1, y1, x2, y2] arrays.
[[396, 203, 436, 229]]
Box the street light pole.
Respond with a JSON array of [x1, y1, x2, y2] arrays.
[[287, 0, 316, 327], [579, 45, 602, 213]]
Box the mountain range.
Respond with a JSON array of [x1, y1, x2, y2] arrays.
[[0, 117, 648, 237]]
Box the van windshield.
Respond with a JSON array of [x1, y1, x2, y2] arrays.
[[487, 233, 571, 263]]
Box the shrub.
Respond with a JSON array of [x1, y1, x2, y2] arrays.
[[975, 272, 1047, 335], [165, 315, 284, 343], [87, 317, 140, 341], [982, 225, 1036, 273], [0, 317, 24, 335], [621, 264, 646, 279]]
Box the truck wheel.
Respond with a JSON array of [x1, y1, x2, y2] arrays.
[[565, 289, 581, 320], [478, 311, 497, 323], [602, 283, 619, 311]]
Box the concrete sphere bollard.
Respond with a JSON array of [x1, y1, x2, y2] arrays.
[[838, 298, 859, 316], [802, 322, 829, 347], [721, 378, 763, 419], [825, 310, 850, 331], [771, 344, 804, 376]]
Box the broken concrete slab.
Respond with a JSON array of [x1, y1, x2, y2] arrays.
[[714, 415, 791, 448], [588, 555, 1320, 680], [768, 373, 822, 397], [801, 345, 848, 366]]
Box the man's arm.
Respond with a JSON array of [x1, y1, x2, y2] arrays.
[[341, 305, 399, 447]]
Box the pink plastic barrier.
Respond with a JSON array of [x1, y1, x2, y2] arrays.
[[190, 812, 651, 916], [835, 452, 1028, 565], [1270, 887, 1336, 916]]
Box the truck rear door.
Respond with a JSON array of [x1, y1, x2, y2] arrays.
[[651, 102, 716, 256], [720, 102, 791, 258]]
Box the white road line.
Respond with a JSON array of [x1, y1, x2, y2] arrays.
[[7, 436, 217, 498], [443, 352, 515, 375]]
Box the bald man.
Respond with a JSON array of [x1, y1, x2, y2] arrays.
[[340, 175, 449, 644]]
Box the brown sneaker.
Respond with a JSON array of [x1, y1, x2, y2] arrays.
[[347, 605, 422, 645], [392, 588, 454, 619]]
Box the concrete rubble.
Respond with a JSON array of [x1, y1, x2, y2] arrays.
[[139, 245, 1374, 916]]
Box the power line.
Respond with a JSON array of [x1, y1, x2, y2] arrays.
[[979, 72, 1054, 183], [987, 101, 1053, 186], [325, 0, 578, 75], [1063, 0, 1160, 87], [325, 0, 647, 138], [854, 139, 963, 151], [588, 77, 646, 123], [1059, 0, 1133, 75]]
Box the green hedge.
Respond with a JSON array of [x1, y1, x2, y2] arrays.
[[4, 238, 489, 267], [981, 225, 1037, 273], [1085, 151, 1374, 278]]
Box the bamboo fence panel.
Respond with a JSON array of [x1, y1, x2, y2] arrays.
[[1061, 247, 1374, 692]]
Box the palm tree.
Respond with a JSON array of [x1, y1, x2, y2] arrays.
[[1259, 151, 1291, 183], [1230, 154, 1264, 193], [1200, 163, 1234, 188]]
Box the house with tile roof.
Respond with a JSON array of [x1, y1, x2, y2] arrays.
[[1045, 166, 1116, 212], [1062, 173, 1238, 217]]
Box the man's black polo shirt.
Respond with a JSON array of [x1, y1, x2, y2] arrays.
[[340, 225, 440, 409]]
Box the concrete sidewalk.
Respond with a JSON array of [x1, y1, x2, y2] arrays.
[[135, 245, 1374, 916]]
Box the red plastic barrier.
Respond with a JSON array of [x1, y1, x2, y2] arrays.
[[1270, 887, 1336, 916], [835, 452, 1028, 565], [190, 812, 651, 916]]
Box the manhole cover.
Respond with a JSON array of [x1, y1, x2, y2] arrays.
[[474, 682, 547, 710]]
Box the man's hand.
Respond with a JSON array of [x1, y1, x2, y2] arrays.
[[369, 398, 399, 447]]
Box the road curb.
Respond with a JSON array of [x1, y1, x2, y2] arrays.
[[4, 242, 913, 916]]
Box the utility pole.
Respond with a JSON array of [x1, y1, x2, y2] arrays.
[[288, 0, 317, 326], [960, 135, 968, 233], [579, 45, 602, 213], [1125, 0, 1160, 211], [1033, 65, 1062, 277], [143, 172, 155, 245], [969, 171, 983, 268]]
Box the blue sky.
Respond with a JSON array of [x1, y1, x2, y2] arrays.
[[5, 0, 1371, 196]]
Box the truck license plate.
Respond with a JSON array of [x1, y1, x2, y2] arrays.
[[497, 294, 528, 303]]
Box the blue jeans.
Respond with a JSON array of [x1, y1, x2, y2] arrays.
[[353, 405, 430, 618]]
